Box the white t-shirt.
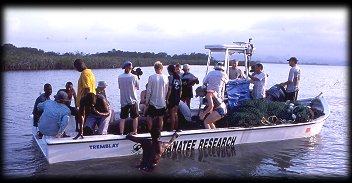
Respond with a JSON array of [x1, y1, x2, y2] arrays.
[[118, 73, 139, 107], [203, 70, 229, 96], [287, 66, 301, 93], [146, 73, 169, 109], [251, 72, 267, 99]]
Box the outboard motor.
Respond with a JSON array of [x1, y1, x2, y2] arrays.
[[266, 84, 287, 102]]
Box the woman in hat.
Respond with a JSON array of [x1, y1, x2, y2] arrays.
[[96, 81, 108, 98]]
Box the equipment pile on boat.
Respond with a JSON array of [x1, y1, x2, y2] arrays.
[[226, 98, 325, 128]]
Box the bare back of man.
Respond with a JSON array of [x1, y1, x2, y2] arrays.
[[126, 129, 179, 171]]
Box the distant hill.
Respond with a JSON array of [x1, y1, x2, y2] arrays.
[[252, 55, 347, 66], [2, 44, 210, 71], [3, 44, 347, 71]]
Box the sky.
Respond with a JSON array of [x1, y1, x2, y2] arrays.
[[3, 6, 348, 65]]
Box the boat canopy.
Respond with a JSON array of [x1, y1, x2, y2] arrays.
[[205, 43, 250, 54], [203, 38, 255, 98]]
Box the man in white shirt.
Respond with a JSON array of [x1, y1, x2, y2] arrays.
[[145, 61, 169, 131], [281, 57, 301, 102], [118, 61, 140, 135], [248, 63, 267, 99], [203, 62, 229, 98]]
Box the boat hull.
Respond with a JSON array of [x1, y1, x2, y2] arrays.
[[32, 95, 329, 164]]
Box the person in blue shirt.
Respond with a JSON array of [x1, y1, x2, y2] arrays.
[[37, 90, 71, 138]]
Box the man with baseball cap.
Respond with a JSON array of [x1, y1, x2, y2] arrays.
[[118, 60, 140, 135], [281, 57, 301, 103], [37, 90, 71, 138], [181, 64, 199, 108]]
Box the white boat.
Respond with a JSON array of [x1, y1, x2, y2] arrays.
[[32, 39, 330, 164]]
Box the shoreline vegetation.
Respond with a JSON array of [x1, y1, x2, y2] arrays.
[[2, 44, 331, 71]]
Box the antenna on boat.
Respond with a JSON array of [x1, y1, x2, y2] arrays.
[[245, 38, 255, 77]]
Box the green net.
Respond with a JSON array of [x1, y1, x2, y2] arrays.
[[227, 99, 323, 127]]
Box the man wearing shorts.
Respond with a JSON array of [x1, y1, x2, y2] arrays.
[[118, 61, 140, 135], [145, 61, 169, 131]]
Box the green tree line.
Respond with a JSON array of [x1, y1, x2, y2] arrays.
[[2, 44, 212, 71]]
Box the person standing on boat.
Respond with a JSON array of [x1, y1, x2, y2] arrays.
[[37, 90, 71, 138], [166, 64, 182, 132], [74, 58, 96, 109], [73, 58, 96, 135], [280, 57, 301, 103], [248, 63, 267, 99], [145, 61, 169, 132], [181, 64, 199, 108], [75, 92, 111, 138], [118, 61, 140, 135], [126, 128, 179, 171], [229, 59, 244, 80], [175, 63, 183, 77], [32, 83, 52, 139]]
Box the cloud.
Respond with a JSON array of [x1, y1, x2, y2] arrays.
[[3, 7, 347, 64]]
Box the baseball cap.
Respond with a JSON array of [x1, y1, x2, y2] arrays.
[[97, 81, 108, 88], [182, 64, 190, 70], [54, 90, 69, 102], [122, 61, 132, 69], [287, 57, 298, 62], [214, 62, 225, 71]]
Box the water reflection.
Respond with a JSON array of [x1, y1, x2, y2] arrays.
[[30, 135, 325, 178], [3, 65, 348, 178], [159, 137, 323, 178], [163, 146, 236, 162]]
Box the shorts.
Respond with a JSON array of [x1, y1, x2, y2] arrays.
[[167, 100, 180, 110], [214, 107, 226, 117], [146, 105, 166, 117], [286, 90, 299, 102], [120, 103, 139, 119], [69, 106, 77, 116]]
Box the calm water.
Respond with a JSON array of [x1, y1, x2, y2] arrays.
[[2, 63, 349, 180]]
